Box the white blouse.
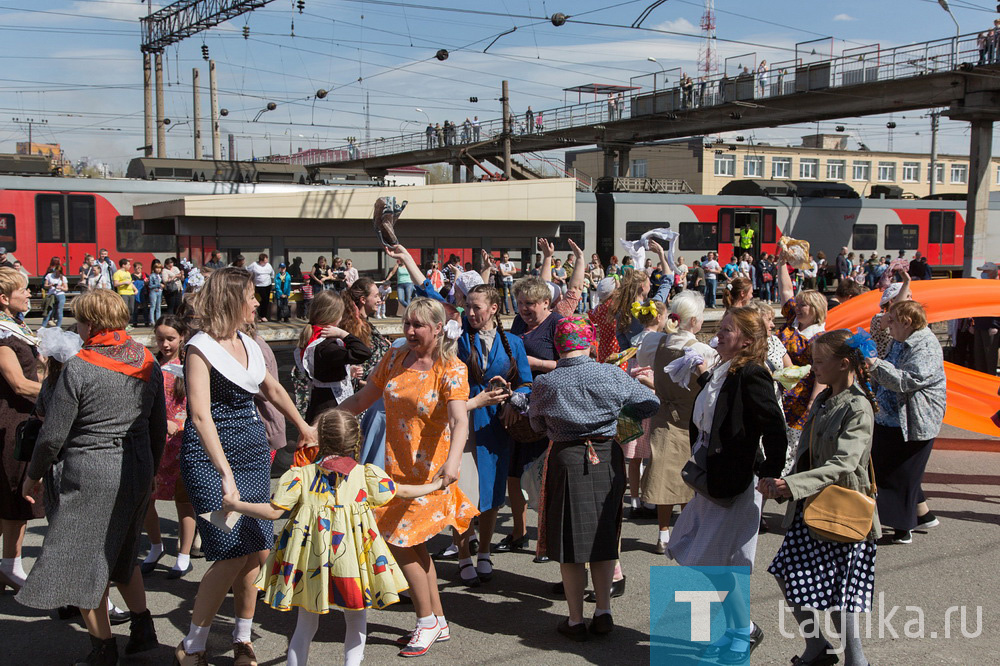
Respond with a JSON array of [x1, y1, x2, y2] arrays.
[[187, 331, 266, 394]]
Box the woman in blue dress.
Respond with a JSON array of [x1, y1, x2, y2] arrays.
[[175, 267, 317, 666], [454, 284, 532, 586]]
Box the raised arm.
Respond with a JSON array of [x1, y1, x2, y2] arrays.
[[479, 249, 494, 284], [565, 239, 586, 294], [776, 257, 795, 305], [893, 268, 912, 305], [538, 238, 555, 283]]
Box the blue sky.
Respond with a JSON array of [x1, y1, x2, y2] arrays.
[[1, 0, 996, 171]]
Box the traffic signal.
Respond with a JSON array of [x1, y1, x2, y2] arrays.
[[469, 97, 478, 103], [201, 44, 209, 60]]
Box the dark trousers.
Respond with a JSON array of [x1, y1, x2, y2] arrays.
[[255, 285, 272, 319], [972, 327, 999, 375], [276, 296, 290, 322], [871, 423, 934, 532], [165, 288, 182, 315]]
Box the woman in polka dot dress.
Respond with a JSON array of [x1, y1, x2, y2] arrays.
[[175, 268, 318, 666], [759, 329, 879, 666]]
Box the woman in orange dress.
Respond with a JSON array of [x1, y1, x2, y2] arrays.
[[338, 297, 476, 658]]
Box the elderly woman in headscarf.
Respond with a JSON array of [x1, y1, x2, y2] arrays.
[[529, 315, 658, 641]]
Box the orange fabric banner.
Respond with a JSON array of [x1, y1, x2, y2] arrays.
[[824, 279, 1000, 437]]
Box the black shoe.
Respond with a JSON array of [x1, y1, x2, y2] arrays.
[[75, 635, 118, 666], [494, 534, 529, 553], [628, 506, 656, 520], [891, 529, 913, 544], [432, 544, 460, 561], [124, 609, 158, 655], [790, 648, 839, 665], [108, 607, 131, 626], [56, 605, 81, 620], [718, 625, 764, 665], [758, 517, 769, 534], [469, 538, 479, 556], [585, 576, 626, 602], [533, 554, 550, 564], [589, 613, 614, 635], [459, 561, 480, 588], [166, 563, 193, 580], [139, 551, 164, 574], [917, 512, 940, 529], [556, 619, 589, 642]]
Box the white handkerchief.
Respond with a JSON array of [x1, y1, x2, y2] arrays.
[[664, 346, 706, 389], [199, 511, 240, 533]]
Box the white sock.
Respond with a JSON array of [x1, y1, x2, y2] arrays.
[[143, 542, 163, 564], [567, 618, 584, 627], [107, 597, 125, 614], [595, 607, 611, 617], [174, 553, 191, 571], [630, 496, 640, 509], [728, 623, 756, 652], [435, 614, 447, 629], [659, 530, 670, 544], [1, 557, 25, 586], [287, 608, 319, 666], [343, 609, 367, 666], [416, 614, 437, 629], [476, 553, 493, 575], [233, 616, 253, 644], [183, 623, 211, 654], [458, 557, 477, 581], [12, 557, 25, 579]]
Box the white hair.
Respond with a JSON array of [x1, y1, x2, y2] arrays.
[[664, 289, 706, 334]]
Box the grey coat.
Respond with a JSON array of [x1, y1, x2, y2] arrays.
[[782, 383, 881, 541], [869, 326, 946, 442], [17, 358, 166, 610]]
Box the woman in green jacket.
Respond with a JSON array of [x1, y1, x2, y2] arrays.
[[759, 329, 879, 666]]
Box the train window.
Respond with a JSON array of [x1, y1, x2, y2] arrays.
[[853, 224, 878, 251], [884, 224, 919, 250], [36, 194, 64, 243], [762, 209, 777, 243], [717, 209, 734, 243], [552, 221, 585, 251], [625, 221, 664, 241], [0, 214, 15, 251], [678, 222, 718, 250], [928, 211, 956, 244], [115, 216, 175, 253], [68, 195, 96, 243]]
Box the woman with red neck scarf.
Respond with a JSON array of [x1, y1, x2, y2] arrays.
[[17, 289, 167, 665], [295, 290, 372, 423]]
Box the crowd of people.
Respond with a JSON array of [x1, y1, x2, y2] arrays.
[[0, 228, 987, 666]]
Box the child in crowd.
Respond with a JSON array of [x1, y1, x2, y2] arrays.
[[376, 281, 391, 319], [223, 409, 444, 666], [141, 316, 196, 578]]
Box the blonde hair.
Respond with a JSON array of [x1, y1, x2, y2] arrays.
[[723, 276, 753, 311], [189, 267, 252, 339], [512, 276, 551, 305], [664, 289, 705, 334], [609, 269, 650, 333], [298, 290, 346, 349], [404, 297, 456, 361], [636, 299, 666, 328], [315, 409, 362, 460], [797, 289, 828, 325], [888, 300, 927, 331], [73, 288, 130, 332], [0, 267, 26, 300]]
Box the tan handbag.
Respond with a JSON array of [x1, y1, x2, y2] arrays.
[[802, 421, 877, 543]]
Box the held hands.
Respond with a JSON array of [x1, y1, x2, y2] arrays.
[[166, 420, 180, 437], [297, 424, 319, 450], [222, 490, 240, 514], [756, 477, 791, 499], [434, 459, 461, 487], [221, 474, 241, 506], [500, 403, 520, 429]]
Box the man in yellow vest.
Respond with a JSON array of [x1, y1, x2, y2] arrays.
[[738, 224, 755, 256]]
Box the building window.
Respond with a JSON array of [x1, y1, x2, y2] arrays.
[[877, 161, 896, 182], [0, 214, 16, 252], [714, 153, 736, 177], [853, 160, 871, 181], [116, 216, 175, 253], [799, 158, 818, 179], [625, 221, 664, 241], [902, 162, 920, 183], [826, 160, 845, 180], [772, 157, 791, 179], [951, 163, 968, 184], [678, 222, 718, 250], [884, 224, 919, 250], [927, 163, 944, 183], [853, 224, 878, 251], [631, 159, 647, 178], [553, 221, 585, 251], [996, 164, 1000, 185], [743, 156, 764, 178]]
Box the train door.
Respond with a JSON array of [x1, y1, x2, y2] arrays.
[[35, 194, 97, 273], [927, 211, 957, 267]]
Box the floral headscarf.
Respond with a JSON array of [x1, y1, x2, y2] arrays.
[[554, 315, 596, 354]]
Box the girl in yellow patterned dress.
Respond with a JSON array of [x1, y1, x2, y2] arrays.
[[223, 409, 443, 666]]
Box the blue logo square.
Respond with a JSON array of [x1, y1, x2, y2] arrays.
[[650, 565, 753, 665]]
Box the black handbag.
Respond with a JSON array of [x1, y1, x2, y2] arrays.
[[681, 444, 738, 508], [14, 416, 42, 463]]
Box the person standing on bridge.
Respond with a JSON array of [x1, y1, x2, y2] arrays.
[[473, 116, 481, 141], [424, 123, 434, 150], [756, 60, 768, 97], [461, 118, 471, 143], [525, 107, 534, 134], [434, 123, 444, 148]]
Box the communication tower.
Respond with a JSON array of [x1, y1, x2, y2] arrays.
[[697, 0, 719, 77]]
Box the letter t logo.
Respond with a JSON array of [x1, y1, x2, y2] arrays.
[[675, 590, 729, 641]]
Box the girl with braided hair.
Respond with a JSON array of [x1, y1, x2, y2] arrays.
[[759, 329, 879, 666], [453, 284, 533, 586], [223, 409, 444, 666]]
